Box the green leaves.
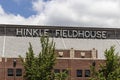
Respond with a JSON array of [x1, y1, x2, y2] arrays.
[[54, 70, 68, 80], [90, 46, 120, 80], [20, 36, 56, 80]]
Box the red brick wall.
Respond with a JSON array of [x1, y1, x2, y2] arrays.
[[0, 49, 104, 80], [54, 59, 104, 80], [0, 58, 105, 80], [56, 50, 70, 57], [56, 49, 96, 58], [0, 58, 24, 80]]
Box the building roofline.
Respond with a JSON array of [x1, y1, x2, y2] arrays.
[[57, 57, 106, 60], [0, 24, 119, 30]]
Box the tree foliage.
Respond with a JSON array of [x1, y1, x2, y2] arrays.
[[20, 36, 56, 80], [20, 36, 68, 80], [90, 46, 120, 80], [54, 70, 68, 80]]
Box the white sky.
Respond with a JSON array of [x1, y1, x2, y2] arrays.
[[0, 0, 120, 28]]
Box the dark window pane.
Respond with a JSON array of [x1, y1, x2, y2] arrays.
[[62, 69, 68, 74], [16, 69, 22, 76], [54, 69, 60, 73], [8, 69, 13, 76], [85, 70, 90, 77], [76, 70, 82, 77]]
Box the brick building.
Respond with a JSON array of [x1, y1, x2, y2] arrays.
[[0, 48, 104, 80], [0, 24, 120, 80]]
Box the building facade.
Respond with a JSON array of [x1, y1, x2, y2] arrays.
[[0, 24, 120, 80], [0, 49, 104, 80]]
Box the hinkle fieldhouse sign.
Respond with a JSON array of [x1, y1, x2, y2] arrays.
[[16, 28, 107, 39], [3, 25, 120, 39]]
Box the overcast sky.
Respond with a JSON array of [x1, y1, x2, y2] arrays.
[[0, 0, 120, 27]]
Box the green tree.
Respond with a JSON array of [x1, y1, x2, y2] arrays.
[[54, 70, 68, 80], [20, 36, 56, 80], [90, 46, 120, 80]]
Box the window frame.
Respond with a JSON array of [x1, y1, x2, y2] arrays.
[[16, 68, 22, 76], [76, 70, 82, 77], [54, 69, 60, 73], [7, 68, 14, 76], [62, 69, 69, 74], [85, 70, 90, 77]]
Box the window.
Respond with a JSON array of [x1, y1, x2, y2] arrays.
[[62, 69, 68, 74], [76, 70, 82, 77], [16, 69, 22, 76], [8, 69, 13, 76], [85, 70, 90, 77], [54, 69, 60, 73]]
